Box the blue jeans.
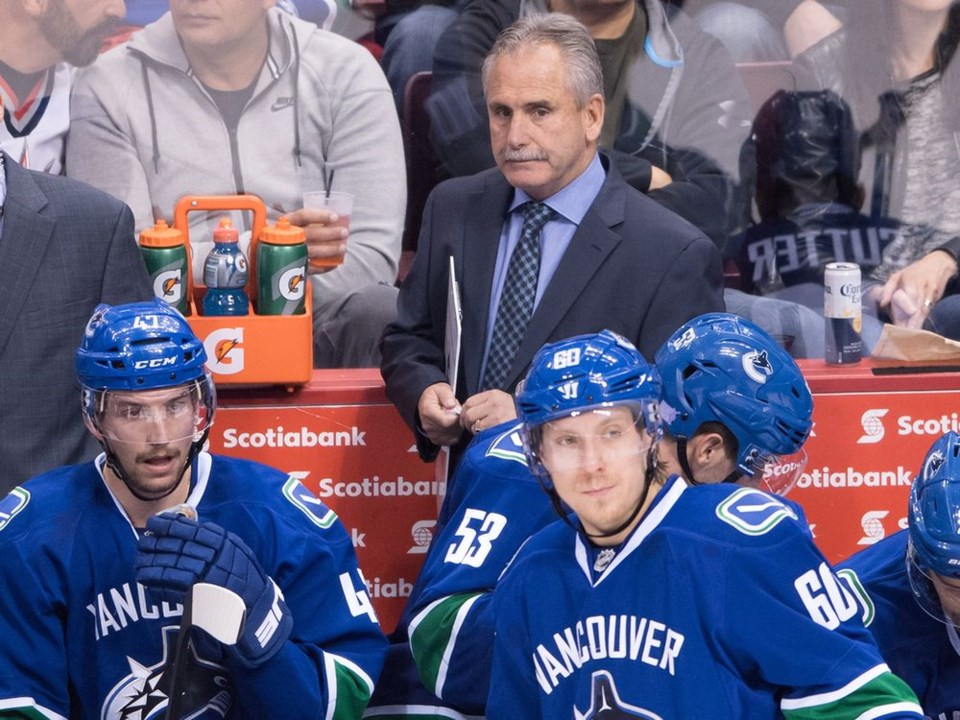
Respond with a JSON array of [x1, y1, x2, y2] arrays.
[[926, 294, 960, 341]]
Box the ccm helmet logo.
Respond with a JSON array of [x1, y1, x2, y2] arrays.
[[133, 356, 177, 370], [857, 409, 889, 444]]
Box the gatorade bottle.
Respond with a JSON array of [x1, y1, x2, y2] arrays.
[[257, 218, 308, 315], [139, 220, 191, 315], [202, 217, 250, 316]]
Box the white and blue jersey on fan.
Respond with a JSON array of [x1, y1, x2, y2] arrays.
[[488, 476, 924, 720], [0, 452, 386, 720], [365, 420, 557, 718], [838, 529, 960, 718]]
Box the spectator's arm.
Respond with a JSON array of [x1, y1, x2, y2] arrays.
[[67, 60, 158, 233]]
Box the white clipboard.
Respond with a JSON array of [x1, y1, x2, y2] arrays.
[[437, 256, 463, 492]]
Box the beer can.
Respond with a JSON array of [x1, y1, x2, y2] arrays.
[[824, 262, 862, 364]]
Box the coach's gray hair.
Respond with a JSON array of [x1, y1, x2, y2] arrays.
[[481, 13, 604, 107]]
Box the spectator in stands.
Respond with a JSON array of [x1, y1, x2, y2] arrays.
[[67, 0, 406, 367], [0, 0, 126, 172], [120, 0, 335, 29], [793, 0, 960, 339], [837, 431, 960, 717], [425, 0, 754, 249], [0, 147, 152, 492], [380, 14, 723, 469], [374, 0, 467, 110], [103, 0, 338, 50], [730, 89, 898, 355], [692, 0, 842, 62]]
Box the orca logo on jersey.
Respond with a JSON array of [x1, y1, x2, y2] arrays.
[[486, 423, 528, 465], [283, 476, 338, 529], [574, 671, 663, 720], [101, 626, 231, 720], [716, 488, 798, 536], [741, 349, 772, 384]]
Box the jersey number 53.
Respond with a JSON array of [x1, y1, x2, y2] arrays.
[[445, 509, 507, 568]]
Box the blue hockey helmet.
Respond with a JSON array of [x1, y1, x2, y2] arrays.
[[77, 300, 215, 443], [907, 432, 960, 623], [654, 313, 813, 492], [516, 330, 661, 478], [77, 299, 207, 392]]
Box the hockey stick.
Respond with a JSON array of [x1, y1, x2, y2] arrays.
[[165, 584, 247, 719], [156, 506, 247, 720], [165, 587, 194, 720]]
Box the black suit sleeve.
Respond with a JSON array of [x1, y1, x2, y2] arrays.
[[99, 202, 153, 304], [380, 190, 450, 462]]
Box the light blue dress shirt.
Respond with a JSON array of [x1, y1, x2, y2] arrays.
[[479, 153, 606, 383]]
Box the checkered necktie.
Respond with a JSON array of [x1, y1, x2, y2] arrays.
[[482, 202, 555, 390]]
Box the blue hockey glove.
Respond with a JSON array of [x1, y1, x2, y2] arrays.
[[135, 513, 293, 668]]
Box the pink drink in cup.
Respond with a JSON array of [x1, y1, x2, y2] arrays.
[[302, 190, 353, 268]]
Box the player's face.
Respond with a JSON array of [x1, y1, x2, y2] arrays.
[[486, 43, 603, 201], [540, 406, 653, 544], [97, 386, 200, 500], [170, 0, 274, 53], [931, 572, 960, 624], [38, 0, 125, 67]]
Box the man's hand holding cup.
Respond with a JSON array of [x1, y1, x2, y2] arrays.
[[284, 190, 354, 274]]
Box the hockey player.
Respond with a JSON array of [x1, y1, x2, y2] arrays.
[[655, 312, 814, 496], [836, 432, 960, 716], [487, 329, 923, 718], [0, 300, 386, 718], [367, 319, 817, 717]]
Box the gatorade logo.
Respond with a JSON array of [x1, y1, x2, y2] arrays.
[[857, 409, 889, 444], [154, 269, 183, 305], [279, 267, 306, 302], [204, 327, 244, 375]]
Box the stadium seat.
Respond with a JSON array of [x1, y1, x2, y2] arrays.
[[400, 71, 441, 261]]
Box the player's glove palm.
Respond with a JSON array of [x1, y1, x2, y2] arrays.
[[135, 514, 293, 668]]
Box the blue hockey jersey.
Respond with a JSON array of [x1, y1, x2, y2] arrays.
[[364, 421, 556, 718], [0, 452, 387, 719], [488, 477, 924, 720], [838, 530, 960, 719]]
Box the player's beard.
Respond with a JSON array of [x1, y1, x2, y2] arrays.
[[38, 0, 116, 67]]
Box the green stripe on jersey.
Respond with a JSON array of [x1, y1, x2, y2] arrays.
[[409, 592, 483, 694], [0, 707, 56, 719], [331, 657, 374, 720], [782, 668, 922, 720]]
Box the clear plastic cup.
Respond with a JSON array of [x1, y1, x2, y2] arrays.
[[302, 190, 353, 269]]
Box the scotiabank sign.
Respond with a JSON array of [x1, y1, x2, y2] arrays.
[[208, 403, 440, 633], [793, 389, 960, 564]]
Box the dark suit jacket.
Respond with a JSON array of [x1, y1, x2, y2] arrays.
[[0, 155, 152, 492], [381, 157, 725, 462]]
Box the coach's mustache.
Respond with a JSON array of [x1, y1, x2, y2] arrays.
[[498, 149, 549, 162]]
